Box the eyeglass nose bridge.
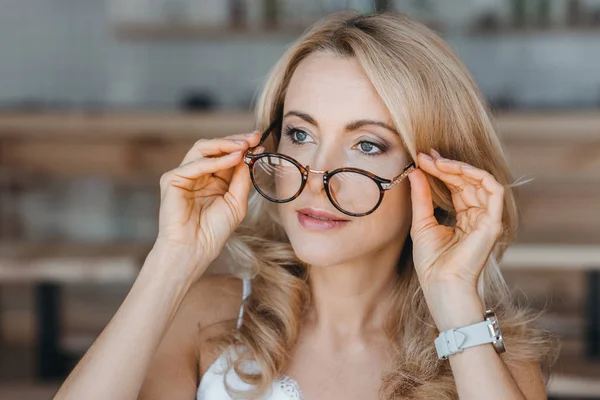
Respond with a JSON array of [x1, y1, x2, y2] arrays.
[[304, 166, 328, 175]]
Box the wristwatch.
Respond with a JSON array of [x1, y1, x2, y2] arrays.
[[434, 309, 506, 360]]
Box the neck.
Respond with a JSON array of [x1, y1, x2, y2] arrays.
[[304, 237, 406, 342]]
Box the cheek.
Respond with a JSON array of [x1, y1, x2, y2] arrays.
[[371, 184, 413, 232], [277, 202, 299, 236]]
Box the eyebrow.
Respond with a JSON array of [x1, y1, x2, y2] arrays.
[[283, 110, 399, 135]]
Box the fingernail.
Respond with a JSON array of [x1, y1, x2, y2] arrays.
[[233, 139, 246, 144], [244, 130, 259, 136], [431, 149, 441, 158], [229, 150, 242, 155], [255, 146, 265, 154], [461, 163, 475, 169], [438, 157, 451, 163], [419, 152, 433, 161]]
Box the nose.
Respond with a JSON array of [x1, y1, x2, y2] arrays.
[[302, 144, 341, 195], [305, 166, 327, 194], [304, 150, 333, 195]]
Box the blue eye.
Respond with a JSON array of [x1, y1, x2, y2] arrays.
[[358, 141, 385, 156], [283, 127, 311, 145], [359, 141, 375, 153], [294, 130, 308, 142]]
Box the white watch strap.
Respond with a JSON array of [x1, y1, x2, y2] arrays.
[[434, 320, 495, 359]]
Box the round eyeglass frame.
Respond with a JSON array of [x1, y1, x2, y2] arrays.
[[243, 118, 416, 217]]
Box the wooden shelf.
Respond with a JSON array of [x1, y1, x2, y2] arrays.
[[494, 109, 600, 141], [0, 110, 255, 139], [502, 244, 600, 271], [547, 374, 600, 398], [0, 384, 61, 400], [0, 242, 150, 284], [113, 21, 308, 41], [112, 20, 600, 41], [0, 241, 233, 284], [469, 25, 600, 37], [0, 110, 598, 140]]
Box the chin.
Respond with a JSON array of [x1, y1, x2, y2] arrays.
[[291, 242, 347, 267], [285, 228, 356, 267]]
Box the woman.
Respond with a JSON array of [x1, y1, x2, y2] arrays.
[[55, 11, 559, 400]]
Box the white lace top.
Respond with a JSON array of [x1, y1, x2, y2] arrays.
[[196, 278, 304, 400]]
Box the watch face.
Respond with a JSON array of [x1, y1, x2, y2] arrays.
[[485, 310, 507, 354], [493, 332, 507, 354]]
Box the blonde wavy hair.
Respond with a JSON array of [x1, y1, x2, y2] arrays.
[[208, 10, 560, 399]]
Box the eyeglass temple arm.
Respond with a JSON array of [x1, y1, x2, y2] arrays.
[[386, 161, 416, 189], [256, 118, 281, 148]]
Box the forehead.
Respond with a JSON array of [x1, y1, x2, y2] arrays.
[[283, 52, 393, 125]]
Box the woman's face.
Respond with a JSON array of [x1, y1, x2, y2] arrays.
[[276, 52, 414, 267]]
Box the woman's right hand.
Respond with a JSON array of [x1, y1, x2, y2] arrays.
[[155, 130, 264, 278], [54, 133, 266, 400]]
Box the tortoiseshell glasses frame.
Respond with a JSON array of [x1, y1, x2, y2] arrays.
[[243, 118, 416, 217]]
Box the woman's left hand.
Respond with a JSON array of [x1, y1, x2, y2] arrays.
[[407, 149, 505, 329]]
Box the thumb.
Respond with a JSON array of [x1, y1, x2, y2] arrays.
[[407, 167, 437, 234], [227, 160, 252, 213]]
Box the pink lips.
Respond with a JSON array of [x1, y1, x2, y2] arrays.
[[296, 208, 350, 231]]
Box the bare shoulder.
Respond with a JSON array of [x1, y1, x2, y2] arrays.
[[190, 274, 245, 376], [186, 273, 244, 328], [182, 273, 244, 369], [139, 273, 243, 399]]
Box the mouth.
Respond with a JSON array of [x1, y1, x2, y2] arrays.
[[296, 208, 350, 231], [297, 208, 348, 221]]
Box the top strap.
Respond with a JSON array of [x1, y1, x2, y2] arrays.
[[236, 277, 252, 329]]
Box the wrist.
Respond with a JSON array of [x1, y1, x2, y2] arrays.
[[424, 286, 485, 332], [145, 240, 210, 285]]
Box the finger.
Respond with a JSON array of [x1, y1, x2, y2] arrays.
[[430, 149, 495, 187], [460, 167, 505, 223], [227, 158, 252, 209], [180, 131, 261, 166], [222, 130, 262, 148], [420, 153, 487, 210], [222, 146, 266, 217], [475, 185, 489, 206], [214, 145, 265, 186], [169, 151, 243, 187], [180, 138, 245, 166], [407, 166, 438, 234], [451, 185, 485, 213], [418, 153, 466, 188]]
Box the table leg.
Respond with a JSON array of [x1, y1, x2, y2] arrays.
[[36, 283, 65, 380], [587, 270, 600, 359]]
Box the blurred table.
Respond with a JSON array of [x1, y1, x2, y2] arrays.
[[502, 244, 600, 359], [0, 242, 147, 380]]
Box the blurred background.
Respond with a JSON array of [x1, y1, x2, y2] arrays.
[[0, 0, 599, 399]]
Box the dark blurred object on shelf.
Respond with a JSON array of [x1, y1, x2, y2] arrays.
[[179, 90, 217, 111], [589, 1, 600, 26], [488, 93, 516, 112], [374, 0, 389, 12], [567, 0, 582, 26], [263, 0, 278, 29], [230, 0, 247, 29], [537, 0, 551, 28], [511, 0, 527, 28], [473, 12, 502, 33]]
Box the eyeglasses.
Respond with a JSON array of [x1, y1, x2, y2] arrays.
[[243, 118, 416, 217]]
